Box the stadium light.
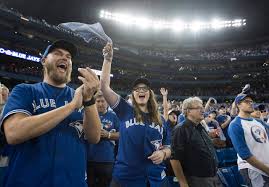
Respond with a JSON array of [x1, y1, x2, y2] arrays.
[[190, 21, 206, 32], [136, 17, 151, 29], [99, 10, 246, 32], [153, 20, 165, 30], [171, 20, 185, 32], [100, 10, 105, 18], [211, 19, 224, 29]]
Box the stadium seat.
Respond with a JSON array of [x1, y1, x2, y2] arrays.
[[218, 167, 238, 187], [230, 165, 247, 187], [216, 147, 237, 167], [218, 166, 248, 187]]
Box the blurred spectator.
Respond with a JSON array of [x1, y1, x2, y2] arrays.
[[251, 104, 262, 120], [216, 105, 232, 147], [205, 111, 219, 134], [205, 97, 218, 113], [204, 111, 226, 148], [0, 83, 9, 113], [259, 104, 269, 123], [87, 92, 120, 187], [138, 43, 269, 61]]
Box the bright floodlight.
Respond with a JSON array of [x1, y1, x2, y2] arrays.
[[100, 10, 105, 18], [113, 13, 129, 25], [99, 10, 246, 32], [136, 17, 151, 29], [171, 20, 185, 32], [191, 21, 204, 32], [211, 19, 224, 29], [153, 20, 166, 30]]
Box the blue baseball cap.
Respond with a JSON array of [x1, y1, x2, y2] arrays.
[[42, 40, 77, 59], [234, 93, 255, 105]]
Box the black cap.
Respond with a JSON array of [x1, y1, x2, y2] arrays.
[[253, 104, 261, 110], [219, 105, 226, 109], [168, 109, 180, 116], [258, 104, 266, 111], [209, 110, 218, 115], [42, 40, 77, 58], [132, 78, 151, 88]]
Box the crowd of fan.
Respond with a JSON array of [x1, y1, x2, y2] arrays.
[[1, 60, 269, 101], [158, 93, 269, 149], [1, 4, 269, 187], [139, 43, 269, 61]]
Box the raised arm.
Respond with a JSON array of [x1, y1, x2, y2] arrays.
[[230, 101, 238, 116], [160, 88, 168, 121], [100, 43, 119, 107], [205, 97, 216, 112]]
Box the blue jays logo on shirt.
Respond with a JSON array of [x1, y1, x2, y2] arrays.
[[251, 125, 267, 143], [150, 139, 163, 150], [104, 122, 112, 129], [101, 119, 113, 129], [32, 98, 57, 112], [69, 120, 84, 138]]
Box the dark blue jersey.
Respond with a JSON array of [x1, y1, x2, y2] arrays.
[[111, 97, 169, 182], [217, 114, 230, 137], [207, 121, 218, 130], [177, 113, 185, 126], [165, 119, 176, 146], [0, 82, 87, 187], [87, 110, 119, 162]]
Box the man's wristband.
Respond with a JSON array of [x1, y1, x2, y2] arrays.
[[108, 132, 111, 139], [83, 98, 95, 107]]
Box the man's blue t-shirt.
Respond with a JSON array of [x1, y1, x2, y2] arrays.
[[87, 110, 119, 162], [0, 83, 87, 187]]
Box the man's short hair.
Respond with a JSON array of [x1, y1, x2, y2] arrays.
[[182, 96, 203, 116]]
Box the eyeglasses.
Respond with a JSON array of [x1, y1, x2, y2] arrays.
[[260, 110, 267, 113], [133, 86, 150, 92], [188, 107, 204, 112], [241, 99, 253, 104]]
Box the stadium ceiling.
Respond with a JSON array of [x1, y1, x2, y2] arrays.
[[4, 0, 269, 47]]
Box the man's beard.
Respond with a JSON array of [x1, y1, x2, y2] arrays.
[[46, 63, 71, 85], [98, 107, 107, 113]]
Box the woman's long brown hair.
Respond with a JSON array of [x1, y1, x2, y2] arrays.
[[131, 89, 162, 126]]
